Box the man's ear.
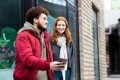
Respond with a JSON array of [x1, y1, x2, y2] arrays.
[[33, 18, 38, 24]]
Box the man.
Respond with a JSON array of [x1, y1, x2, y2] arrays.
[[13, 6, 64, 80]]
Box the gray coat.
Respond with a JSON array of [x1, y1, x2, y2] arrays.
[[51, 42, 78, 80]]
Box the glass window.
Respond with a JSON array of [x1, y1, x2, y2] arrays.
[[38, 1, 80, 79], [44, 0, 66, 6], [67, 6, 80, 80], [67, 0, 76, 6], [38, 0, 67, 33], [0, 0, 21, 80], [111, 0, 120, 10], [92, 8, 100, 80], [68, 9, 77, 36]]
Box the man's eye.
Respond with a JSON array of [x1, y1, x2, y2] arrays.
[[43, 17, 47, 20]]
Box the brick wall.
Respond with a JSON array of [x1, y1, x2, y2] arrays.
[[77, 0, 107, 80]]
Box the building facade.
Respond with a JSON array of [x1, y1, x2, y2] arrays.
[[0, 0, 107, 80], [78, 0, 107, 80]]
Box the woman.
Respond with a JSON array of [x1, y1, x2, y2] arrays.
[[51, 16, 75, 80]]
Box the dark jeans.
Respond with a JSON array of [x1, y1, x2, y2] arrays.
[[54, 68, 71, 80]]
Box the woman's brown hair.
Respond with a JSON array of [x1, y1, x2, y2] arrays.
[[51, 16, 72, 45]]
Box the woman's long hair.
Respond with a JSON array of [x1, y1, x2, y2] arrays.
[[51, 16, 72, 45]]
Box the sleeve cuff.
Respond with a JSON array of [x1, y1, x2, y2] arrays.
[[44, 62, 50, 70]]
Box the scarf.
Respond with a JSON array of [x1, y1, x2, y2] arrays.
[[57, 36, 68, 80], [37, 33, 48, 80]]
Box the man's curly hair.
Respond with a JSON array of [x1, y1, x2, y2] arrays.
[[25, 6, 49, 24]]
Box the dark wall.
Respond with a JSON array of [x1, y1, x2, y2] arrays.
[[107, 24, 120, 74]]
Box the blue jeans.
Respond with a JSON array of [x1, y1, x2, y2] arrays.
[[54, 68, 71, 80]]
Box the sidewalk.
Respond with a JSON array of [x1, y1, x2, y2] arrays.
[[107, 78, 120, 80], [107, 75, 120, 80], [1, 69, 120, 80]]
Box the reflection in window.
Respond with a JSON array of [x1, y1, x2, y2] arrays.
[[92, 8, 100, 80], [47, 15, 55, 33], [67, 0, 76, 6], [44, 0, 66, 6], [68, 9, 77, 36], [0, 0, 21, 79], [67, 6, 80, 79], [0, 0, 21, 69]]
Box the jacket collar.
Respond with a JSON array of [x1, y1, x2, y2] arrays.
[[18, 21, 51, 41]]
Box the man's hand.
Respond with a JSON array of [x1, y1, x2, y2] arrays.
[[50, 61, 65, 71]]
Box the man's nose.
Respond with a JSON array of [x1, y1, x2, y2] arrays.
[[46, 20, 48, 24]]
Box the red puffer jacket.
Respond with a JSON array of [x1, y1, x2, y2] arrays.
[[13, 30, 53, 80]]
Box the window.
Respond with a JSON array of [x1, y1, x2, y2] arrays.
[[67, 0, 76, 6], [44, 0, 66, 6], [38, 1, 80, 79], [0, 0, 21, 79], [38, 0, 67, 33], [92, 7, 100, 80], [67, 4, 80, 80]]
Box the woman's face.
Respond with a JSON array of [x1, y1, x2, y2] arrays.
[[56, 20, 66, 34]]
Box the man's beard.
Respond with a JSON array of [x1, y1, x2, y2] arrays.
[[37, 23, 47, 32]]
